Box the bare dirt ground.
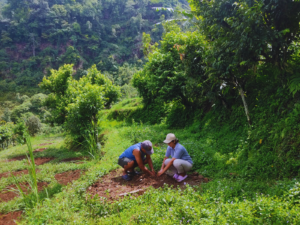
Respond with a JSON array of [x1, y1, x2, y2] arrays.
[[60, 157, 88, 164], [0, 211, 22, 225], [0, 170, 28, 179], [87, 169, 209, 201], [38, 143, 52, 146], [0, 169, 40, 179], [33, 148, 47, 153], [7, 157, 55, 165], [34, 157, 55, 165], [55, 170, 85, 185], [7, 156, 27, 162], [0, 182, 48, 202]]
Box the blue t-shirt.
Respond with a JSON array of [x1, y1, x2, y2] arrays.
[[119, 143, 146, 161], [165, 143, 193, 164]]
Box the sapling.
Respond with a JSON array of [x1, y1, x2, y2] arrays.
[[12, 133, 40, 208]]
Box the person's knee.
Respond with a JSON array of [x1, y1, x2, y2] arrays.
[[144, 158, 149, 164], [173, 159, 182, 168], [124, 161, 135, 169], [164, 159, 171, 165]]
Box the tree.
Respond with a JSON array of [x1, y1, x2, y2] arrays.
[[133, 27, 207, 108], [25, 115, 41, 136], [40, 64, 121, 143], [188, 0, 300, 125]]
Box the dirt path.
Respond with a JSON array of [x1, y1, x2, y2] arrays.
[[0, 211, 22, 225], [55, 170, 85, 185], [87, 169, 208, 201]]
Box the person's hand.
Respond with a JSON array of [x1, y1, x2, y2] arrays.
[[149, 171, 156, 177], [157, 170, 164, 177]]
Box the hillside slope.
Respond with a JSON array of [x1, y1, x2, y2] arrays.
[[0, 0, 188, 91]]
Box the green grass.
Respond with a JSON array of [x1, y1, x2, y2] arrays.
[[0, 133, 91, 213], [1, 103, 300, 223]]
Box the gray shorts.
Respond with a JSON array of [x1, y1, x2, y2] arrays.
[[118, 157, 146, 168]]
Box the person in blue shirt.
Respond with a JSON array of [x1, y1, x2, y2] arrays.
[[157, 133, 193, 182], [118, 140, 156, 181]]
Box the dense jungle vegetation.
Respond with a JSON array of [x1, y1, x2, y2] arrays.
[[0, 0, 188, 93], [1, 0, 300, 224]]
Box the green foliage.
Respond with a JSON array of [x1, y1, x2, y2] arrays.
[[0, 120, 14, 148], [13, 134, 40, 208], [13, 119, 26, 144], [0, 0, 189, 89], [25, 115, 42, 136], [41, 64, 121, 143], [142, 32, 158, 57]]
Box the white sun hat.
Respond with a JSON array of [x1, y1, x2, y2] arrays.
[[163, 133, 176, 143]]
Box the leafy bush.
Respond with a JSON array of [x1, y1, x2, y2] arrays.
[[40, 64, 121, 143], [13, 119, 26, 144], [25, 115, 42, 136]]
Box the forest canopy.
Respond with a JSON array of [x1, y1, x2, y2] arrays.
[[0, 0, 188, 91]]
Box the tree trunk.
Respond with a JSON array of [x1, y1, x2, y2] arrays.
[[238, 86, 251, 126]]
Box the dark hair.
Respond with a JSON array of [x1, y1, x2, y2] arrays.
[[172, 138, 179, 144]]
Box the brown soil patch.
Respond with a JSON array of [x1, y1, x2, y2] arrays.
[[39, 143, 52, 146], [55, 170, 85, 185], [34, 148, 47, 153], [0, 170, 28, 179], [7, 156, 27, 162], [0, 211, 22, 225], [7, 156, 54, 165], [60, 157, 88, 164], [0, 182, 48, 202], [0, 169, 40, 179], [8, 155, 54, 166], [87, 169, 208, 201], [34, 157, 55, 165]]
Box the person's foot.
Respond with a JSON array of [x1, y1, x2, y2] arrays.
[[176, 175, 188, 182], [173, 173, 179, 179], [127, 170, 142, 176], [122, 174, 132, 181]]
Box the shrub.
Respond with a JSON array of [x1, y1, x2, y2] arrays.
[[26, 115, 42, 136]]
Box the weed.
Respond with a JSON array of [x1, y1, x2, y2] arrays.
[[12, 134, 40, 208]]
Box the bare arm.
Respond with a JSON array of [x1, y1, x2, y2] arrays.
[[132, 149, 154, 176], [158, 157, 176, 177], [160, 156, 169, 171], [147, 154, 155, 172]]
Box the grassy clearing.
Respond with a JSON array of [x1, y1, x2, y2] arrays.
[[1, 105, 300, 223], [0, 133, 91, 214], [0, 121, 297, 224]]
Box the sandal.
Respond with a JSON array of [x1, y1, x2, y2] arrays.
[[173, 173, 179, 179], [122, 174, 132, 181], [176, 175, 188, 182]]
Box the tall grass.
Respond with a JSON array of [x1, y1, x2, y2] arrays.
[[84, 121, 102, 161], [12, 134, 40, 208]]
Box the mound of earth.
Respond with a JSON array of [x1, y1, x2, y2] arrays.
[[34, 157, 55, 165], [6, 156, 54, 165], [7, 156, 27, 162], [0, 169, 40, 179], [0, 170, 28, 179], [60, 157, 88, 164], [0, 211, 22, 225], [0, 182, 48, 202], [87, 169, 208, 201], [39, 143, 52, 146], [33, 148, 47, 153], [55, 170, 85, 185]]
